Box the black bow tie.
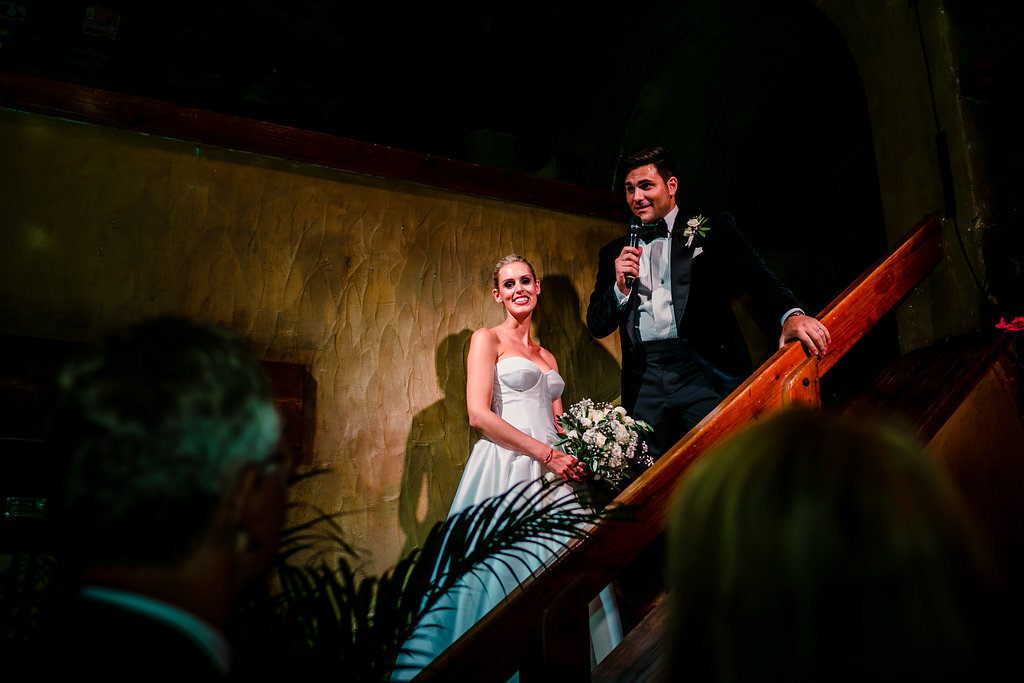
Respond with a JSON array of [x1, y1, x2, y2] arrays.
[[640, 219, 669, 242]]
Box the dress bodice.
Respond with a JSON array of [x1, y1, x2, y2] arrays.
[[491, 356, 565, 442]]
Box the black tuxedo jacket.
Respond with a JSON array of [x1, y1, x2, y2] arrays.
[[586, 211, 801, 410]]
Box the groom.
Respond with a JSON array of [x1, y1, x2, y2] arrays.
[[587, 145, 831, 462]]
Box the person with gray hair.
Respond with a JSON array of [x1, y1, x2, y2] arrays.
[[27, 315, 288, 679]]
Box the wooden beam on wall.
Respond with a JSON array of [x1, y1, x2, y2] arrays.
[[0, 70, 626, 221]]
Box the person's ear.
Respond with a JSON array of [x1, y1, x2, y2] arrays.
[[492, 287, 502, 303], [227, 461, 287, 564], [667, 176, 678, 198], [226, 467, 260, 548]]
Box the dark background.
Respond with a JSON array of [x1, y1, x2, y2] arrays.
[[0, 1, 628, 183], [2, 0, 1021, 401]]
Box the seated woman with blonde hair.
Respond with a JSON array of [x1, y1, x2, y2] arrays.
[[667, 408, 1001, 682]]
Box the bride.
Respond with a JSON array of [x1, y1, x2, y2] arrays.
[[394, 254, 622, 679]]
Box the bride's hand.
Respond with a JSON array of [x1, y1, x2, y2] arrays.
[[545, 449, 587, 482]]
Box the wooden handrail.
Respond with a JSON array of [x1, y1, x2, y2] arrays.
[[418, 212, 943, 681]]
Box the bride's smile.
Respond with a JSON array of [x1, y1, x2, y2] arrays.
[[492, 261, 540, 312]]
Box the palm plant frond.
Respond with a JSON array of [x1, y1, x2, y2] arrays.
[[233, 476, 638, 681], [3, 465, 638, 681]]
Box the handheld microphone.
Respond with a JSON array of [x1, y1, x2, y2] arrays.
[[625, 216, 642, 287]]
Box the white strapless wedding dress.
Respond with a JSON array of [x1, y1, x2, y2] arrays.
[[393, 356, 622, 680]]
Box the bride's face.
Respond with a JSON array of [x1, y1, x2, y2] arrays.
[[492, 262, 540, 314]]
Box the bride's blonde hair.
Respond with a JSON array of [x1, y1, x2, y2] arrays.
[[491, 254, 537, 289]]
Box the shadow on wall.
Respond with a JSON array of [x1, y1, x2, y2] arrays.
[[397, 277, 622, 558], [533, 274, 621, 408], [398, 329, 474, 559]]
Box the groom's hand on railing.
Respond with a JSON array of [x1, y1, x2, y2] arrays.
[[780, 313, 831, 357]]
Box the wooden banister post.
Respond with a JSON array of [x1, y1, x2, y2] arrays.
[[782, 355, 821, 407]]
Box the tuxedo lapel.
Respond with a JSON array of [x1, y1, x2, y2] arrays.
[[671, 212, 696, 332]]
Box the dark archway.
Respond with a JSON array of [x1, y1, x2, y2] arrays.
[[616, 1, 896, 404], [726, 20, 897, 404]]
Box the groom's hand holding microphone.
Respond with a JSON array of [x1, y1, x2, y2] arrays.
[[615, 216, 643, 295]]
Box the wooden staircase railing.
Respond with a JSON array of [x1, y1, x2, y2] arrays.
[[415, 212, 943, 681]]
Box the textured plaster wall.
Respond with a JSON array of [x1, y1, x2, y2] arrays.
[[0, 108, 623, 576]]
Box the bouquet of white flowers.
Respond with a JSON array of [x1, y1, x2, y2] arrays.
[[554, 399, 653, 493]]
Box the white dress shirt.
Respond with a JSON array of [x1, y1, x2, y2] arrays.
[[614, 206, 803, 340], [615, 206, 680, 342]]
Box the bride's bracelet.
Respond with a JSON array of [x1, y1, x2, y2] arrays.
[[543, 448, 554, 464]]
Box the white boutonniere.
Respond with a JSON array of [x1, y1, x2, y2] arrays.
[[683, 214, 709, 248]]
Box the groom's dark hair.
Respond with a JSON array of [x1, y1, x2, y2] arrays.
[[619, 145, 679, 185]]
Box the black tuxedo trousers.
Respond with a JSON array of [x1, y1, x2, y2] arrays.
[[587, 211, 802, 462], [629, 338, 740, 461]]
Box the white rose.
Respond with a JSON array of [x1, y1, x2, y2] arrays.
[[687, 218, 700, 229], [613, 422, 628, 441]]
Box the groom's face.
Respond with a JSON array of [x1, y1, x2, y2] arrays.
[[624, 164, 677, 224]]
